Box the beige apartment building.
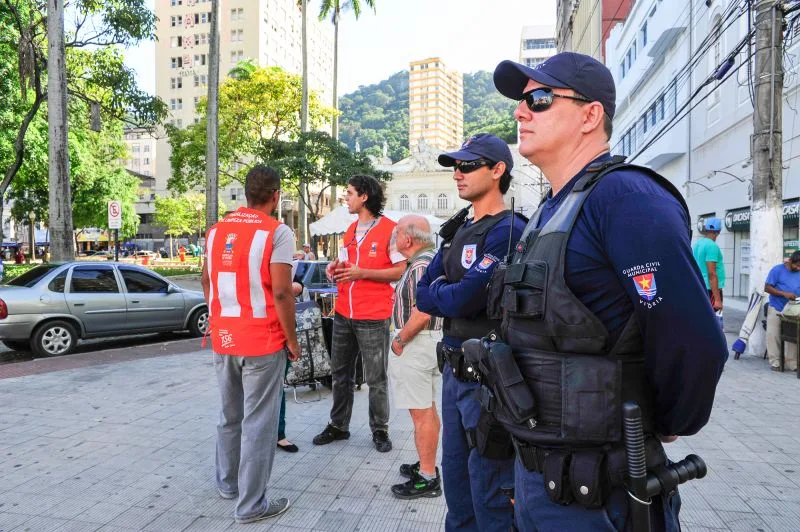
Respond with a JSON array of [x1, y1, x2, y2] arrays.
[[154, 0, 334, 243], [122, 128, 161, 244], [408, 57, 464, 152]]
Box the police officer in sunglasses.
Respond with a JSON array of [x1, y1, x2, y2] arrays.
[[473, 53, 728, 530], [414, 134, 527, 530]]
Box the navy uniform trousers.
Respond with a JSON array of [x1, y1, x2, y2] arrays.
[[441, 360, 515, 531]]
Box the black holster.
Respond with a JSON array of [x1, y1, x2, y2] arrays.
[[436, 341, 446, 373], [474, 410, 515, 460]]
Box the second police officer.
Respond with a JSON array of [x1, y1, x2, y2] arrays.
[[468, 53, 729, 530], [415, 133, 527, 531]]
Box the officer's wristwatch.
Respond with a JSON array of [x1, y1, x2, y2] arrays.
[[393, 333, 408, 347]]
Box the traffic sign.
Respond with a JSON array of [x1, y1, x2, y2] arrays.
[[108, 200, 122, 229]]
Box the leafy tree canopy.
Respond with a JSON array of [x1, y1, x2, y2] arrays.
[[168, 64, 337, 193]]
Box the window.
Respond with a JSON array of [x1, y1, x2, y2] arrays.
[[143, 157, 150, 165], [170, 57, 183, 69], [170, 77, 182, 89], [230, 50, 244, 63], [437, 193, 448, 210], [120, 269, 168, 294], [231, 29, 243, 42], [143, 145, 151, 153], [523, 38, 556, 50], [709, 15, 723, 106], [170, 0, 182, 6], [194, 54, 207, 66], [70, 268, 119, 293], [641, 21, 648, 48], [132, 144, 140, 153], [524, 57, 546, 68], [417, 194, 428, 211], [170, 15, 183, 27], [7, 265, 60, 287], [48, 271, 67, 293], [399, 194, 410, 211]]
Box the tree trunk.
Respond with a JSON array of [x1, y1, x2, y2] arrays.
[[298, 0, 309, 247], [206, 0, 220, 232], [328, 10, 340, 215], [47, 0, 75, 260]]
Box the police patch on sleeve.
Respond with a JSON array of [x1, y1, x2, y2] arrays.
[[461, 244, 477, 269], [623, 262, 664, 309], [476, 254, 498, 271]]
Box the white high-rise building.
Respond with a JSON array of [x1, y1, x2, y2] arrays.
[[154, 0, 334, 217]]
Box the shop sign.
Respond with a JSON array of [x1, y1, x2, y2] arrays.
[[725, 199, 800, 231]]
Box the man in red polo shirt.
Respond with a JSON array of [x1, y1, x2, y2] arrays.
[[313, 174, 406, 452]]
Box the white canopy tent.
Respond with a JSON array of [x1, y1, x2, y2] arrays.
[[309, 205, 445, 237]]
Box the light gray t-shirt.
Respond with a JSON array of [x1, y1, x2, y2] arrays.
[[271, 224, 294, 264]]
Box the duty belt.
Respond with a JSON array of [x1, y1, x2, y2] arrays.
[[438, 343, 481, 383]]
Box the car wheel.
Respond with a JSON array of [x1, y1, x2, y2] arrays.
[[32, 320, 77, 357], [1, 340, 31, 352], [188, 307, 209, 337]]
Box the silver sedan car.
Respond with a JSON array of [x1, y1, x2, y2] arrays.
[[0, 262, 208, 356]]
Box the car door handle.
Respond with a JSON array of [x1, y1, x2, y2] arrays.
[[73, 303, 85, 307], [131, 300, 140, 304]]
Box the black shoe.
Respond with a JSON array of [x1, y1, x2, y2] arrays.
[[372, 430, 392, 452], [313, 424, 350, 445], [391, 469, 442, 499], [277, 440, 299, 453], [399, 461, 420, 479]]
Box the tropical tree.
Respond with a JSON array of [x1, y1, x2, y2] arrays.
[[318, 0, 376, 208], [0, 0, 166, 254], [167, 65, 336, 193], [155, 193, 225, 256]]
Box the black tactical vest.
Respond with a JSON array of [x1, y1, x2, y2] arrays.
[[493, 157, 690, 448], [441, 210, 512, 340]]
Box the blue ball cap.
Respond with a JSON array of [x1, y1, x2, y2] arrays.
[[704, 218, 722, 232], [493, 52, 616, 119], [438, 133, 514, 172]]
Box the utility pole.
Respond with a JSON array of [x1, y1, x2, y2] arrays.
[[206, 0, 221, 236], [47, 0, 75, 260], [748, 0, 784, 356], [299, 0, 309, 246]]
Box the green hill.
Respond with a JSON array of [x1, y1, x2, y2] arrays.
[[339, 70, 518, 163]]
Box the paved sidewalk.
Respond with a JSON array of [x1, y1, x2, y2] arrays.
[[1, 333, 798, 531]]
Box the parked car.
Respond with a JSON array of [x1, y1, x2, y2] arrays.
[[0, 262, 208, 357], [294, 260, 336, 297]]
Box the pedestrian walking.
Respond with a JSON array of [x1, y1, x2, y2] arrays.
[[692, 218, 725, 327], [201, 165, 300, 524], [387, 215, 444, 499], [764, 251, 800, 371], [484, 52, 728, 530], [313, 175, 406, 452], [416, 133, 526, 531]]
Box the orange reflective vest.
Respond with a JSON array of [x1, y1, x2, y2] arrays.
[[335, 216, 397, 320], [206, 208, 286, 356]]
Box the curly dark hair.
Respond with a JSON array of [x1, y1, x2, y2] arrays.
[[348, 174, 385, 217], [245, 165, 281, 206]]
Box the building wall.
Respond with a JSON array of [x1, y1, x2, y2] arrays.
[[154, 0, 334, 220], [520, 25, 557, 68], [408, 57, 464, 152], [557, 0, 632, 60], [607, 0, 800, 297]]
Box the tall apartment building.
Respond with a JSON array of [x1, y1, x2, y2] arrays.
[[520, 26, 557, 68], [154, 0, 334, 229], [122, 128, 161, 245], [408, 57, 464, 152], [556, 0, 633, 59]]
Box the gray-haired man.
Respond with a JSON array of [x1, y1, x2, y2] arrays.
[[388, 215, 444, 499]]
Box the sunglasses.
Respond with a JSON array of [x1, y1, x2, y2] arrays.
[[521, 88, 592, 112], [453, 158, 495, 174]]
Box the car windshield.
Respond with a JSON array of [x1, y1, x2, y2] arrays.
[[5, 264, 61, 287]]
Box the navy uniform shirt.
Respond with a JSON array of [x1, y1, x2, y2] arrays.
[[416, 214, 526, 349], [534, 153, 727, 437]]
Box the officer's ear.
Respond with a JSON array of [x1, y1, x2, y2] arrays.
[[491, 161, 507, 182]]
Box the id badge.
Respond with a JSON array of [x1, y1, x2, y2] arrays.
[[338, 247, 348, 263]]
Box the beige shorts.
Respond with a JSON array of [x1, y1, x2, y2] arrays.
[[388, 330, 442, 410]]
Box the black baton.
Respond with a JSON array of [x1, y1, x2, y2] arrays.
[[623, 402, 651, 532]]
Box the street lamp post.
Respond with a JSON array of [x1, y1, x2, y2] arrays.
[[195, 203, 203, 244], [27, 211, 35, 262]]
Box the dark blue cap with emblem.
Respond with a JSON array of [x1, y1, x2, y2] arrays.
[[493, 52, 616, 119], [438, 133, 514, 171]]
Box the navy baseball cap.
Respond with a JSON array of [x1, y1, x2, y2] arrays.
[[493, 52, 617, 119], [438, 133, 514, 171], [703, 218, 722, 232]]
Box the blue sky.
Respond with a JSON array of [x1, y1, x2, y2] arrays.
[[123, 0, 556, 96]]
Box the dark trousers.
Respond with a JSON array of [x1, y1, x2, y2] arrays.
[[328, 313, 390, 433], [277, 358, 291, 440], [441, 362, 515, 531], [513, 458, 682, 531]]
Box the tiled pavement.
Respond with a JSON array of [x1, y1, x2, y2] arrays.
[[1, 318, 799, 531]]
